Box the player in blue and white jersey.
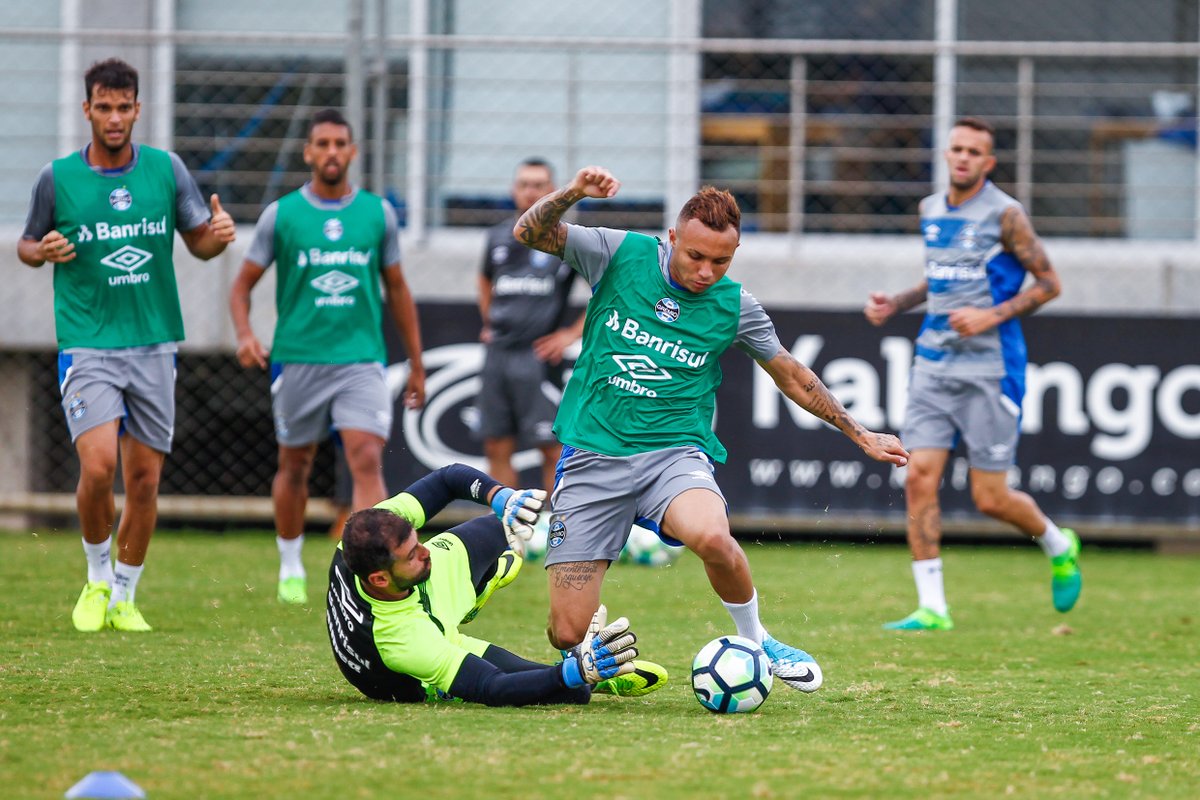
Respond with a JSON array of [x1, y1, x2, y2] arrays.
[[864, 117, 1081, 631]]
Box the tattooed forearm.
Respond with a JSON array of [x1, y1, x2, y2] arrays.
[[996, 206, 1061, 321], [787, 360, 864, 436], [550, 561, 598, 592], [514, 188, 585, 257]]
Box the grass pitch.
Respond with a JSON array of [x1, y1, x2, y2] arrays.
[[1, 529, 1197, 799]]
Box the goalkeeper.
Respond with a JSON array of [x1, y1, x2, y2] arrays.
[[326, 463, 666, 705]]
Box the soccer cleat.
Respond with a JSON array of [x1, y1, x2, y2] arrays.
[[882, 607, 955, 631], [71, 581, 112, 632], [761, 636, 824, 692], [277, 576, 308, 605], [593, 660, 669, 697], [1050, 528, 1082, 613], [106, 601, 152, 632], [461, 550, 522, 624]]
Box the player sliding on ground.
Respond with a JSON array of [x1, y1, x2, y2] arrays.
[[326, 463, 667, 705], [515, 167, 910, 692]]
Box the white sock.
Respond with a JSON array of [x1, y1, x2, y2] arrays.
[[1036, 519, 1071, 558], [721, 589, 766, 644], [912, 558, 948, 616], [110, 561, 144, 606], [82, 537, 115, 584], [277, 535, 306, 581]]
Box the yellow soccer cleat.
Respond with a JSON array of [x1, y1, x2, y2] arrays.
[[72, 581, 111, 632], [106, 601, 153, 632]]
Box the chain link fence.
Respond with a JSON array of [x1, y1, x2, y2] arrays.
[[1, 0, 1198, 525]]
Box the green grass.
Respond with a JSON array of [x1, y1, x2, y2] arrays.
[[1, 530, 1197, 799]]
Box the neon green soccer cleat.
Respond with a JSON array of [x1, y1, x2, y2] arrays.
[[461, 550, 522, 624], [883, 607, 954, 631], [1051, 528, 1082, 613], [277, 576, 308, 605], [106, 601, 152, 632], [593, 660, 668, 697], [72, 581, 112, 632]]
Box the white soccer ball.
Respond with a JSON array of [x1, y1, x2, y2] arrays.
[[523, 513, 550, 561], [691, 635, 773, 714], [620, 524, 685, 567]]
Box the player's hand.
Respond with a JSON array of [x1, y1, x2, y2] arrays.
[[403, 366, 426, 410], [863, 292, 895, 326], [490, 487, 547, 555], [858, 431, 909, 467], [209, 194, 236, 243], [479, 325, 493, 345], [532, 328, 575, 365], [38, 230, 76, 264], [560, 605, 639, 687], [948, 306, 1001, 338], [568, 166, 620, 201], [235, 332, 268, 369]]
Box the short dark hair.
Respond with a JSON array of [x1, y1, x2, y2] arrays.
[[677, 186, 741, 234], [85, 58, 138, 102], [953, 116, 995, 138], [341, 509, 414, 580], [309, 108, 353, 141], [516, 157, 555, 182]]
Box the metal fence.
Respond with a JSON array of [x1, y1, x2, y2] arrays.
[[1, 0, 1199, 525]]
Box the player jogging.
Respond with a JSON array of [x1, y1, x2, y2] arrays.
[[515, 166, 910, 692], [230, 108, 426, 605], [18, 57, 236, 632], [864, 116, 1079, 631], [327, 463, 666, 705]]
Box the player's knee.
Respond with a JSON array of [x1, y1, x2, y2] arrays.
[[688, 527, 739, 566], [123, 467, 161, 503], [971, 486, 1008, 518], [276, 453, 313, 485], [904, 464, 940, 499], [78, 455, 117, 488]]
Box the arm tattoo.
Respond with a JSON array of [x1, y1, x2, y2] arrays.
[[790, 359, 864, 436], [997, 206, 1061, 321], [514, 188, 584, 258], [550, 561, 598, 592]]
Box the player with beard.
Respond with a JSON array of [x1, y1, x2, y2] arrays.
[[19, 57, 235, 632], [230, 108, 426, 606], [864, 116, 1077, 630]]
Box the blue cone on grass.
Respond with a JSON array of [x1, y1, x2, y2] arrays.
[[64, 771, 146, 799]]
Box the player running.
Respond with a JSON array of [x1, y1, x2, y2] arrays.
[[229, 108, 425, 605], [864, 116, 1079, 631], [326, 463, 666, 705], [515, 166, 909, 692], [19, 58, 235, 632]]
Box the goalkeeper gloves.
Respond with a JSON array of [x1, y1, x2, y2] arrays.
[[490, 487, 547, 556], [560, 604, 639, 688]]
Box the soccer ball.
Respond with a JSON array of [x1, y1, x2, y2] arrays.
[[620, 524, 685, 567], [523, 513, 550, 561], [691, 635, 773, 714]]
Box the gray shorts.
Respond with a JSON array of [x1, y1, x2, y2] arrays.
[[58, 350, 176, 453], [902, 371, 1021, 471], [544, 445, 726, 566], [270, 362, 392, 447], [479, 346, 560, 446]]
